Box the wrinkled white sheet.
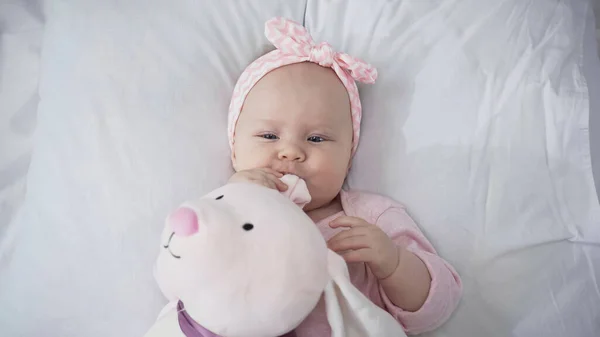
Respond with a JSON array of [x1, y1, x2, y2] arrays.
[[0, 0, 599, 337], [0, 1, 42, 238], [590, 0, 600, 199]]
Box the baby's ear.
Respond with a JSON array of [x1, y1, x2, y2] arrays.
[[279, 175, 311, 209]]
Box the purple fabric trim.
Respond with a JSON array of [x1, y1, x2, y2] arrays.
[[177, 301, 220, 337], [176, 301, 298, 337]]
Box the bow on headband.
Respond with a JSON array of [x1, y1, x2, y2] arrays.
[[228, 17, 378, 156], [265, 17, 378, 84]]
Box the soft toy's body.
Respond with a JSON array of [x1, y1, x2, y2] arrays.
[[145, 175, 406, 337]]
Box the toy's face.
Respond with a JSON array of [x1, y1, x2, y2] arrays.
[[155, 182, 329, 337]]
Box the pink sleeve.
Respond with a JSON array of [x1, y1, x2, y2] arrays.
[[374, 206, 463, 335]]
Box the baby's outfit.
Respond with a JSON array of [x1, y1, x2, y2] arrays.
[[293, 190, 462, 336]]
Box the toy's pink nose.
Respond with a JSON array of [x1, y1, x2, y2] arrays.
[[169, 207, 198, 237]]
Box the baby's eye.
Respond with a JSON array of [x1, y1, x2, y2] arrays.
[[259, 133, 278, 140], [308, 135, 326, 143]]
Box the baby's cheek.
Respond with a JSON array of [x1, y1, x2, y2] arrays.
[[309, 160, 347, 192], [234, 144, 270, 170]]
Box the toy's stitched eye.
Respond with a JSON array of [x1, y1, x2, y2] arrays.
[[215, 195, 223, 200], [242, 223, 254, 231]]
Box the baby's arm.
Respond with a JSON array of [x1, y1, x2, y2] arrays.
[[376, 206, 462, 335], [379, 243, 432, 311]]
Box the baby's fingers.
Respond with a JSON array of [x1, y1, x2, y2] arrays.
[[330, 216, 370, 228], [339, 248, 372, 263], [327, 227, 369, 243], [328, 235, 370, 252], [261, 172, 288, 191], [259, 167, 284, 178], [273, 177, 289, 191], [257, 177, 279, 191], [257, 175, 287, 192]]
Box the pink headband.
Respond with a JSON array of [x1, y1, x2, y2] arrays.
[[227, 17, 378, 155]]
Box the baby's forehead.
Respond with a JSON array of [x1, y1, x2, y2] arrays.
[[250, 63, 345, 97], [242, 64, 351, 119], [241, 103, 349, 130]]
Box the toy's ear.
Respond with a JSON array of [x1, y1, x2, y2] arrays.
[[279, 174, 312, 209], [323, 250, 408, 337]]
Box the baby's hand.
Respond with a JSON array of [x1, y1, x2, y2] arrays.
[[228, 168, 289, 192], [327, 216, 400, 280]]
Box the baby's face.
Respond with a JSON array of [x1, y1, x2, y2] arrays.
[[232, 62, 353, 210]]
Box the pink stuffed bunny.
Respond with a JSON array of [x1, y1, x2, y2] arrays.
[[145, 175, 406, 337]]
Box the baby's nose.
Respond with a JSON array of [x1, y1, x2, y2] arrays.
[[169, 207, 198, 237], [278, 144, 306, 161]]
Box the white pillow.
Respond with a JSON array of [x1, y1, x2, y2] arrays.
[[1, 0, 600, 336]]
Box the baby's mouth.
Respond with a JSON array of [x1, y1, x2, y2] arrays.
[[163, 232, 181, 259], [278, 170, 301, 178]]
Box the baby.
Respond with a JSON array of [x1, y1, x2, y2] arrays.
[[227, 17, 462, 336]]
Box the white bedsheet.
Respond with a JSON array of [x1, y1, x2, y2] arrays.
[[1, 0, 600, 337], [590, 0, 600, 201], [0, 1, 42, 238]]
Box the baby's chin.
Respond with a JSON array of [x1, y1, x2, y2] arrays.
[[302, 200, 321, 212], [303, 192, 343, 213]]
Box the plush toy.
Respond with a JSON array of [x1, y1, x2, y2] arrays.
[[144, 175, 406, 337]]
